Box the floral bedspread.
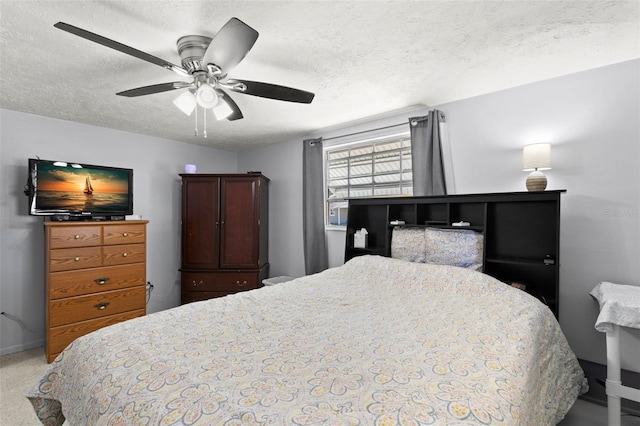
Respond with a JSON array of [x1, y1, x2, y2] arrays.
[[28, 255, 584, 425]]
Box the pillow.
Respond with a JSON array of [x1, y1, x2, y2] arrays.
[[391, 227, 426, 263], [424, 227, 484, 271]]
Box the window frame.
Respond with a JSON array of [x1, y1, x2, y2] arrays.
[[324, 130, 412, 229]]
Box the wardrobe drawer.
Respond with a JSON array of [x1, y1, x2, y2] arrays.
[[48, 225, 102, 249], [49, 287, 146, 327], [49, 246, 103, 272], [181, 271, 259, 292], [103, 243, 146, 266], [49, 263, 146, 299], [48, 309, 145, 358], [104, 224, 146, 245]]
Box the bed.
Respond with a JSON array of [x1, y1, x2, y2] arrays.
[[28, 255, 584, 425]]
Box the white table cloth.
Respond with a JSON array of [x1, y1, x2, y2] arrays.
[[591, 281, 640, 333], [590, 281, 640, 426]]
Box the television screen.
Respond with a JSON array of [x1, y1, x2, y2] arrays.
[[28, 158, 133, 218]]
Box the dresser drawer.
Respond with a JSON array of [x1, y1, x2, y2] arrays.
[[49, 263, 146, 299], [48, 309, 145, 358], [103, 243, 146, 266], [49, 246, 103, 272], [49, 286, 146, 327], [104, 224, 146, 245], [49, 225, 102, 249], [181, 271, 259, 292]]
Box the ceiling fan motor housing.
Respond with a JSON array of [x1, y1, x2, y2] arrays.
[[177, 35, 212, 74]]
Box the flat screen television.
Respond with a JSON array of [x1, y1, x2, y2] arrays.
[[27, 158, 133, 220]]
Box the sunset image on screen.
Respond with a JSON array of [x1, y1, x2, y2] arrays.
[[37, 165, 128, 194]]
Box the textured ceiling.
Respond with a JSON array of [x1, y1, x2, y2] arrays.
[[1, 1, 638, 152]]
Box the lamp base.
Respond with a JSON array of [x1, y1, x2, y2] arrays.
[[526, 170, 547, 191]]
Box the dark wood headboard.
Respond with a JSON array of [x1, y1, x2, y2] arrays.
[[344, 190, 566, 318]]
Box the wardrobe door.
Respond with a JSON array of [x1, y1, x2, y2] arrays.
[[182, 176, 220, 269], [219, 177, 260, 268]]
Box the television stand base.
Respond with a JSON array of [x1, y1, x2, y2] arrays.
[[48, 215, 126, 222]]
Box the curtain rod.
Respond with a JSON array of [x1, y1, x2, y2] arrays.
[[322, 122, 408, 142]]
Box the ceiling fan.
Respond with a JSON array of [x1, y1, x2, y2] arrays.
[[54, 18, 315, 134]]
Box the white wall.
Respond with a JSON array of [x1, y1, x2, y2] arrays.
[[0, 110, 237, 355], [240, 59, 640, 371], [238, 140, 306, 278]]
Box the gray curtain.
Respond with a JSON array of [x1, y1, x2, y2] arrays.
[[409, 110, 447, 196], [303, 137, 329, 275]]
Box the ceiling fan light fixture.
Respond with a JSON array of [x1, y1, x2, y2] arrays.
[[195, 83, 218, 109], [213, 101, 233, 120], [173, 91, 196, 115]]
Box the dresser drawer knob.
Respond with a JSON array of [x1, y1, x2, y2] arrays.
[[74, 235, 80, 240], [122, 252, 128, 257], [94, 302, 110, 310], [237, 280, 247, 287], [94, 278, 110, 285], [123, 232, 128, 237], [192, 280, 203, 287], [74, 257, 80, 262]]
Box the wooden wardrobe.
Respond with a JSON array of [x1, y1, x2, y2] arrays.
[[180, 173, 269, 303]]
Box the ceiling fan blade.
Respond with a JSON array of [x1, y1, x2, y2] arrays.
[[217, 89, 243, 121], [116, 82, 193, 97], [228, 79, 315, 104], [54, 22, 190, 77], [202, 18, 258, 75]]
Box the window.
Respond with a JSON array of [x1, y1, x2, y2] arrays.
[[325, 133, 412, 226]]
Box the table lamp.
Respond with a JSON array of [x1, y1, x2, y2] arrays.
[[522, 143, 551, 191]]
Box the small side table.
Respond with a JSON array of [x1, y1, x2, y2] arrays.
[[590, 282, 640, 426]]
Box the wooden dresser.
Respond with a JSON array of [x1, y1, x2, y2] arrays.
[[44, 220, 148, 363]]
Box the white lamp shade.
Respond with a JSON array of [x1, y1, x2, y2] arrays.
[[213, 101, 233, 120], [522, 143, 551, 171], [173, 91, 196, 115], [195, 84, 219, 109]]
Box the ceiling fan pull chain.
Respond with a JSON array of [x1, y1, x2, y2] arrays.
[[203, 107, 208, 138], [194, 104, 198, 136]]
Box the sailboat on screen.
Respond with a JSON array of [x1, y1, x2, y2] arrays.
[[84, 176, 94, 195]]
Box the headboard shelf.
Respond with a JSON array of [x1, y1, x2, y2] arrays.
[[485, 256, 555, 266], [389, 223, 484, 232], [344, 190, 566, 318]]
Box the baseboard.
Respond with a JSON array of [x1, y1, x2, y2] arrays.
[[0, 339, 44, 357], [578, 358, 640, 416]]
